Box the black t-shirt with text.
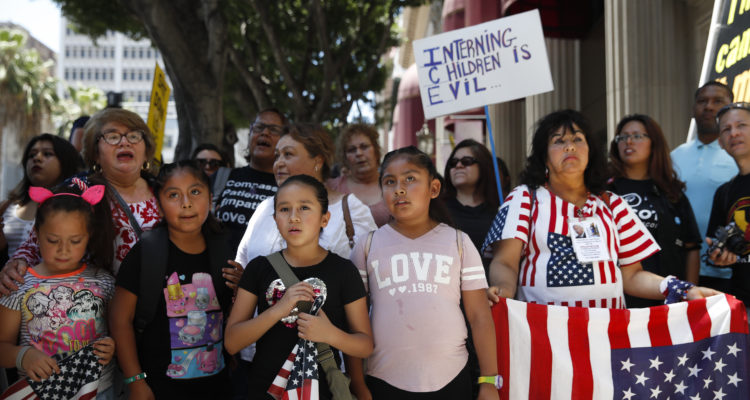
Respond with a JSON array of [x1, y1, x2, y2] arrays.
[[707, 173, 750, 303], [214, 166, 277, 250], [116, 240, 232, 398], [238, 252, 366, 399], [609, 178, 701, 308]]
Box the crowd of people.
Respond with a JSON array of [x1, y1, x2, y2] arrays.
[[0, 79, 746, 399]]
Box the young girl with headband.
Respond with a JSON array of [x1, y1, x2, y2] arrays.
[[0, 182, 117, 397]]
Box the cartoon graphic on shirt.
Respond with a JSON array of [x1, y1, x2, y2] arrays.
[[22, 282, 108, 356], [728, 196, 750, 257], [163, 272, 225, 379]]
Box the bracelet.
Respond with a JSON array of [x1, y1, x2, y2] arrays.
[[660, 275, 695, 304], [15, 345, 31, 371], [123, 372, 147, 385]]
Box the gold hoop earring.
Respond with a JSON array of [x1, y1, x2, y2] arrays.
[[142, 161, 151, 171], [314, 165, 319, 173], [92, 164, 102, 173]]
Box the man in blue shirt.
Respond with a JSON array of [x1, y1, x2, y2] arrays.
[[671, 82, 737, 291]]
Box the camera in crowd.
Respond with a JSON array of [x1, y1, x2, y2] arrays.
[[707, 222, 747, 257]]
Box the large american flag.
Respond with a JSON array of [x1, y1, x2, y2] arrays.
[[267, 295, 326, 400], [493, 294, 749, 399], [1, 344, 102, 400]]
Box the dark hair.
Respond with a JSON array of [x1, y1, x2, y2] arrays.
[[280, 123, 335, 181], [336, 124, 382, 169], [520, 109, 607, 194], [380, 146, 453, 227], [153, 160, 223, 235], [191, 143, 230, 167], [695, 81, 734, 102], [244, 108, 288, 163], [442, 139, 500, 210], [69, 116, 90, 143], [34, 183, 115, 273], [8, 134, 84, 205], [274, 174, 329, 215], [609, 114, 685, 203]]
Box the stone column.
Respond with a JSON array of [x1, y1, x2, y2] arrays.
[[604, 0, 692, 147]]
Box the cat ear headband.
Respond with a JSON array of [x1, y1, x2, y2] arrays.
[[28, 185, 105, 206]]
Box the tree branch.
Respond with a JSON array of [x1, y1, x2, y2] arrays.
[[228, 45, 269, 110]]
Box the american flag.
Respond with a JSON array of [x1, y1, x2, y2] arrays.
[[1, 344, 103, 400], [267, 295, 326, 400], [493, 294, 750, 399]]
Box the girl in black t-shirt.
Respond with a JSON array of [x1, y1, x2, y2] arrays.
[[110, 161, 234, 399], [225, 175, 373, 399]]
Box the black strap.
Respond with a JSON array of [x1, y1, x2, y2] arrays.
[[134, 226, 168, 335], [212, 167, 231, 207], [342, 194, 355, 249], [106, 182, 143, 239], [264, 252, 338, 370]]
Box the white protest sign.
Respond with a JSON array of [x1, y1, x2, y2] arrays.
[[413, 9, 553, 119]]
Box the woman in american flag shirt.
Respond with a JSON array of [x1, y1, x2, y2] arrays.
[[483, 110, 718, 309]]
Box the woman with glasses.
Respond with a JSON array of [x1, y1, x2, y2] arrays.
[[328, 124, 390, 226], [192, 143, 230, 177], [483, 110, 717, 311], [0, 109, 168, 293], [442, 139, 506, 275], [607, 114, 702, 307]]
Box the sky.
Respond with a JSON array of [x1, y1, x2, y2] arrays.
[[0, 0, 61, 52]]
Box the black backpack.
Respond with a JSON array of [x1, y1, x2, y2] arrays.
[[133, 225, 233, 337]]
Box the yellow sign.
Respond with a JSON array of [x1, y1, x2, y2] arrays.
[[147, 63, 171, 162]]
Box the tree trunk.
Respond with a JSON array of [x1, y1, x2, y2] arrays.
[[121, 0, 227, 161]]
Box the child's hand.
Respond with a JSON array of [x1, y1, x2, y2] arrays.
[[0, 259, 28, 295], [21, 347, 60, 382], [478, 381, 500, 400], [297, 309, 335, 343], [93, 336, 115, 365], [223, 260, 244, 293], [129, 380, 156, 400], [273, 282, 315, 316], [351, 378, 373, 400], [686, 286, 723, 300], [486, 286, 501, 306]]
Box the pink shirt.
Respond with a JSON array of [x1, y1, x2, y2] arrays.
[[350, 223, 487, 392]]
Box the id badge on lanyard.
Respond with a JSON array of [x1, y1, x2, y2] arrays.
[[568, 217, 610, 263]]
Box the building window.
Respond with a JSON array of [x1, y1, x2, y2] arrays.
[[147, 49, 152, 58], [130, 71, 135, 80], [64, 69, 69, 80], [110, 69, 114, 80], [86, 69, 91, 80], [94, 70, 99, 80], [72, 47, 76, 58], [139, 48, 143, 58], [138, 71, 143, 81], [102, 48, 107, 58], [137, 93, 142, 102], [65, 47, 69, 57], [146, 71, 151, 81], [123, 47, 128, 58], [123, 70, 127, 81], [72, 70, 77, 80], [87, 48, 92, 58]]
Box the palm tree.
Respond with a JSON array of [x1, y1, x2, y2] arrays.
[[0, 28, 58, 196]]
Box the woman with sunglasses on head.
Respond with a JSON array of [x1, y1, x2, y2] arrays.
[[442, 139, 507, 275], [192, 143, 230, 178], [607, 114, 702, 307]]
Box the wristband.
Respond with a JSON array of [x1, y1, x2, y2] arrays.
[[660, 275, 695, 304], [15, 345, 31, 371], [124, 372, 147, 385], [478, 375, 503, 389]]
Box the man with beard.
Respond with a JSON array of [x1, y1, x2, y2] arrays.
[[214, 109, 285, 251], [671, 82, 737, 291]]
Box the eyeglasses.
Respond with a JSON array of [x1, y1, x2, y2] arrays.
[[98, 130, 145, 146], [447, 156, 478, 168], [251, 123, 284, 136], [196, 158, 222, 169], [614, 133, 649, 144]]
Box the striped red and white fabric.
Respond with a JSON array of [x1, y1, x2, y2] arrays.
[[482, 186, 659, 309], [492, 294, 749, 400]]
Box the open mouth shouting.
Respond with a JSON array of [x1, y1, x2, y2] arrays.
[[116, 149, 135, 162]]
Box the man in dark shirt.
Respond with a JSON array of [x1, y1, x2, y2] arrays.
[[215, 109, 285, 251]]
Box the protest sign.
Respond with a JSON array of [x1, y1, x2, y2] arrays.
[[412, 9, 553, 120], [147, 63, 171, 162]]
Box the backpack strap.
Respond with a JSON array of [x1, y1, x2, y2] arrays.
[[342, 194, 355, 249], [134, 226, 169, 336], [362, 230, 375, 292], [107, 182, 143, 239]]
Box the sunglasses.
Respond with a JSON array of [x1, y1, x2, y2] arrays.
[[196, 158, 222, 169], [447, 156, 478, 168]]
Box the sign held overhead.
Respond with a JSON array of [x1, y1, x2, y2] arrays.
[[413, 9, 553, 119]]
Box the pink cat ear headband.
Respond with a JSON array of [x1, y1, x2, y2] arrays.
[[28, 185, 106, 206]]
